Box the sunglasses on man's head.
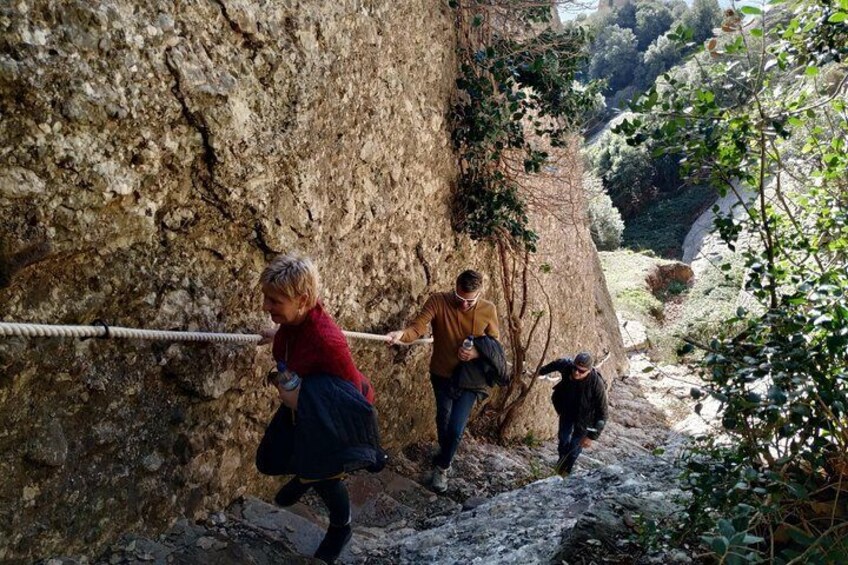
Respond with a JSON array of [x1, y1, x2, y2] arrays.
[[454, 290, 479, 306]]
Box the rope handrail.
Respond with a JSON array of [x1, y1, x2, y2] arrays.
[[0, 322, 432, 346]]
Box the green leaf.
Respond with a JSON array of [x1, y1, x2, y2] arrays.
[[827, 12, 847, 23], [805, 66, 819, 77], [750, 28, 763, 37], [740, 6, 763, 15], [718, 518, 736, 538], [709, 536, 730, 555]]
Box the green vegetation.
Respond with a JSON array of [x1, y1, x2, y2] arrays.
[[450, 3, 596, 250], [622, 184, 717, 257], [579, 0, 722, 100], [584, 172, 625, 251], [587, 24, 641, 93], [591, 132, 655, 217], [617, 0, 848, 560], [599, 249, 667, 324]]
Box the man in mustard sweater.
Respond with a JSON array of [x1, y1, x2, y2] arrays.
[[386, 270, 500, 493]]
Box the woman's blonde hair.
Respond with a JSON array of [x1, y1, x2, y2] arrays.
[[260, 253, 321, 309]]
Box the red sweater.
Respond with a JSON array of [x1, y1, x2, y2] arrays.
[[272, 302, 374, 404]]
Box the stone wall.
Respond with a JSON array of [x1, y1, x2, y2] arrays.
[[0, 0, 624, 559]]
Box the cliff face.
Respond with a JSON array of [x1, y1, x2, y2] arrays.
[[0, 0, 624, 560]]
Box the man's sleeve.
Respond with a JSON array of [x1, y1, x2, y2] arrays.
[[539, 358, 571, 376], [588, 374, 609, 440], [401, 295, 439, 342], [484, 305, 500, 339]]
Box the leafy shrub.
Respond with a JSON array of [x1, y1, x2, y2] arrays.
[[587, 25, 641, 94], [591, 133, 656, 218], [619, 0, 848, 559], [584, 173, 624, 251]]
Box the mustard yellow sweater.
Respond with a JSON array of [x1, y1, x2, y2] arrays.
[[401, 292, 500, 378]]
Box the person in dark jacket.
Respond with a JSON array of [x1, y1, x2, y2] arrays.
[[256, 253, 383, 564], [540, 352, 608, 477]]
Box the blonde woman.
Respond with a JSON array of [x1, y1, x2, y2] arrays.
[[256, 253, 382, 564]]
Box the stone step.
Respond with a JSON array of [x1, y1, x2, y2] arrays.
[[228, 496, 331, 560], [229, 469, 464, 563], [85, 508, 318, 565]]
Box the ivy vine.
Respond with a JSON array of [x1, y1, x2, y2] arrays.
[[449, 1, 599, 251]]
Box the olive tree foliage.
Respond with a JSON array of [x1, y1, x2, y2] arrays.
[[584, 172, 624, 251], [635, 0, 675, 50], [678, 0, 722, 44], [587, 24, 641, 93], [591, 131, 655, 218], [616, 0, 848, 561], [640, 31, 683, 87]]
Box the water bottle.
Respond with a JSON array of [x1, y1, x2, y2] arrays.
[[274, 361, 302, 391], [462, 335, 474, 351]]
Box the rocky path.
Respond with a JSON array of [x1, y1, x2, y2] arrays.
[[51, 350, 710, 565]]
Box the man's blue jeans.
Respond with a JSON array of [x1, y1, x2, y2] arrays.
[[431, 374, 477, 470], [557, 419, 585, 474]]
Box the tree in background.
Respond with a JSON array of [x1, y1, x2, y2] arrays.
[[666, 0, 688, 20], [591, 132, 655, 218], [588, 24, 641, 93], [640, 32, 683, 87], [678, 0, 722, 44], [584, 172, 624, 251], [635, 0, 675, 50], [615, 1, 638, 31]]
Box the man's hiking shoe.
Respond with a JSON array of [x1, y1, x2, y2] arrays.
[[430, 445, 442, 466], [554, 455, 571, 478], [314, 523, 352, 564], [431, 465, 449, 493]]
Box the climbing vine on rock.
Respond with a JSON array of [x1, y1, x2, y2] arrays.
[[449, 0, 597, 251]]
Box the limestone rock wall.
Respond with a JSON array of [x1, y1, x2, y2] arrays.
[[0, 0, 624, 560]]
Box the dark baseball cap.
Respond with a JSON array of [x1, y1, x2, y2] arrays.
[[575, 352, 594, 369]]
